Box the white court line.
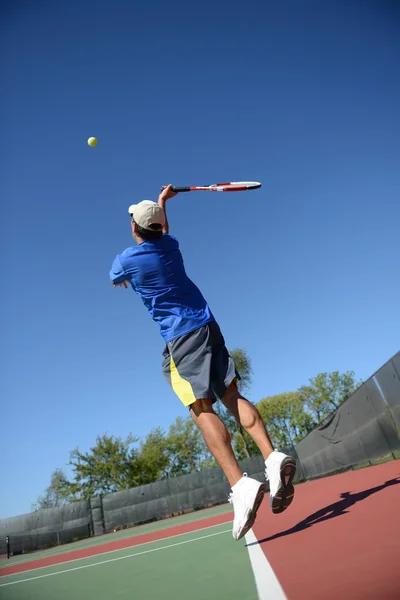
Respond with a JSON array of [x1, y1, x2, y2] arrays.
[[245, 530, 287, 600], [0, 519, 231, 578], [0, 529, 231, 587]]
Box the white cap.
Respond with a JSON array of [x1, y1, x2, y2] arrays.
[[128, 200, 165, 231]]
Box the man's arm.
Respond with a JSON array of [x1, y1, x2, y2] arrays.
[[158, 184, 178, 235], [110, 255, 130, 288]]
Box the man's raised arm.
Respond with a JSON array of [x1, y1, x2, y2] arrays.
[[158, 184, 178, 235]]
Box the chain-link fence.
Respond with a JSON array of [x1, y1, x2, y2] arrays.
[[296, 352, 400, 478]]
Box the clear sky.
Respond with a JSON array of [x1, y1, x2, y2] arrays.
[[1, 0, 399, 518]]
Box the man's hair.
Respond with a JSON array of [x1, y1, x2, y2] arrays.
[[133, 221, 163, 241]]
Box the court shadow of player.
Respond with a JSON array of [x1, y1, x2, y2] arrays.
[[247, 476, 400, 546]]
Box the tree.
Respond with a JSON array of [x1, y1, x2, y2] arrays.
[[299, 370, 361, 423], [31, 469, 69, 511], [165, 417, 213, 476], [257, 392, 314, 449], [137, 427, 170, 484], [230, 347, 252, 391], [47, 419, 215, 504], [60, 433, 143, 500]]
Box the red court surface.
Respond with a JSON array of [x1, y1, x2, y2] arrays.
[[252, 460, 400, 599]]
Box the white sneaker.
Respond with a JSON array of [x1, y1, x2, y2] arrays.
[[228, 473, 266, 540], [265, 451, 297, 514]]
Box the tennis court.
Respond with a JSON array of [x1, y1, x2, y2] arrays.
[[1, 460, 399, 599]]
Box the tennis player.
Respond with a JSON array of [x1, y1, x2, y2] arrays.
[[109, 185, 297, 540]]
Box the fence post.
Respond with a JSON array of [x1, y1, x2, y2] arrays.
[[90, 495, 106, 536]]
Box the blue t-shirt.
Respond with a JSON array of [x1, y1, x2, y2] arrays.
[[110, 235, 215, 342]]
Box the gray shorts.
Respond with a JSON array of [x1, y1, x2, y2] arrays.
[[162, 321, 239, 407]]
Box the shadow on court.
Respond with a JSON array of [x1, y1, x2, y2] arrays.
[[247, 476, 400, 546]]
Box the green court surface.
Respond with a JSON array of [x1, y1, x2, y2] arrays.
[[0, 521, 258, 600], [0, 503, 232, 568]]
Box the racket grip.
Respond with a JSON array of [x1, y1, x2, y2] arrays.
[[160, 186, 191, 193]]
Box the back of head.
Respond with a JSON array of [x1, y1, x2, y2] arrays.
[[128, 200, 165, 241], [135, 223, 163, 241]]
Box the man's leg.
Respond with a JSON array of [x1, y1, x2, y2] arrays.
[[221, 381, 297, 515], [221, 382, 274, 459], [189, 397, 266, 540], [189, 398, 242, 487], [162, 323, 266, 539]]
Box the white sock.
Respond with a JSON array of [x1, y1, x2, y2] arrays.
[[231, 473, 248, 492]]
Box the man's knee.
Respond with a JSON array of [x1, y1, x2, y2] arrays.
[[221, 380, 241, 409], [189, 398, 215, 418]]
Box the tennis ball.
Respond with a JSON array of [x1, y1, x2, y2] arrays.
[[88, 137, 98, 147]]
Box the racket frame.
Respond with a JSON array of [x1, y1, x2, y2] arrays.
[[161, 181, 261, 193]]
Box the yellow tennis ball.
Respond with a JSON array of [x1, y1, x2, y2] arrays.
[[88, 137, 98, 147]]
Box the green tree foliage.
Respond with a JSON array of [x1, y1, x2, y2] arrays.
[[230, 347, 252, 391], [61, 434, 142, 500], [31, 469, 69, 511], [299, 370, 360, 423], [257, 392, 314, 449], [165, 417, 214, 476], [138, 427, 170, 484], [56, 418, 215, 501], [257, 371, 361, 449]]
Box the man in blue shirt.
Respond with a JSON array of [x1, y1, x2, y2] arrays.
[[110, 185, 296, 540]]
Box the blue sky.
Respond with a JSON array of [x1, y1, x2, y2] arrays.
[[1, 0, 399, 518]]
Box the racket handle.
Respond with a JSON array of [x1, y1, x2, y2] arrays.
[[160, 186, 191, 193]]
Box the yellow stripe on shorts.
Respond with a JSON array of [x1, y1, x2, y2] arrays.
[[170, 354, 196, 406]]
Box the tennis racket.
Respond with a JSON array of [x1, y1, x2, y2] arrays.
[[160, 181, 261, 193]]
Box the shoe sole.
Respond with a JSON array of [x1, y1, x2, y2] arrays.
[[270, 458, 297, 515], [235, 483, 266, 540]]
